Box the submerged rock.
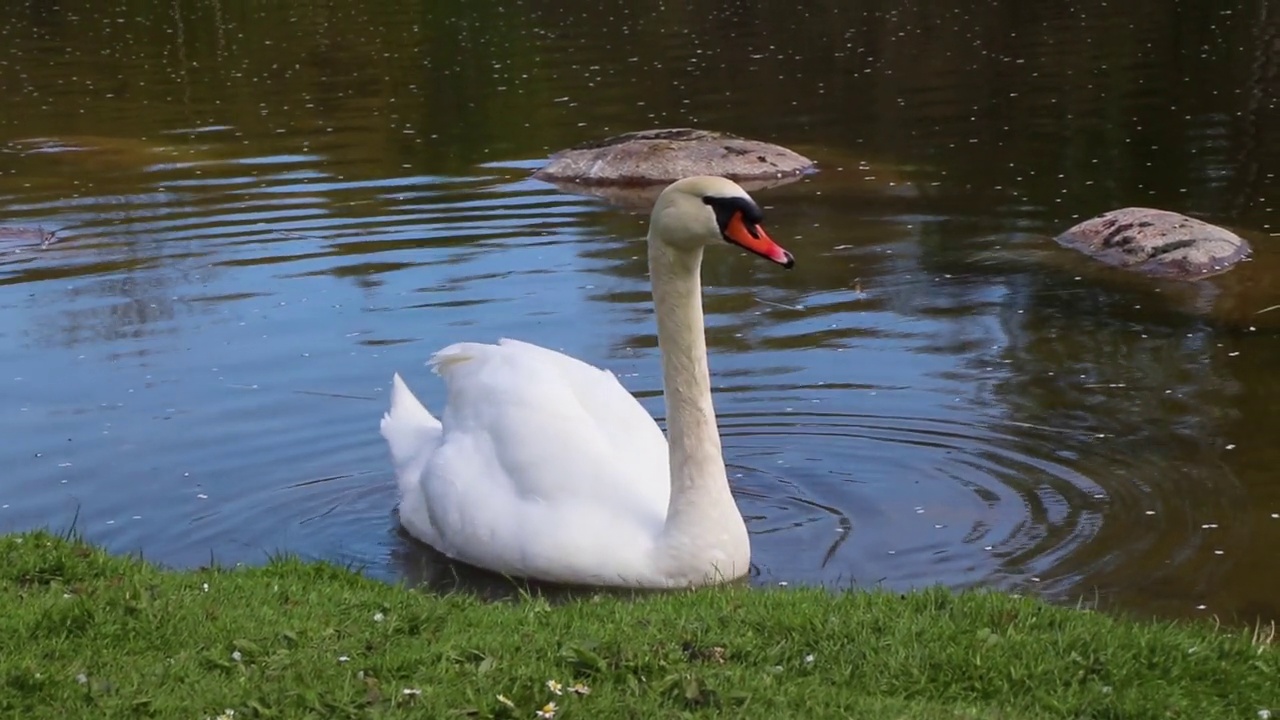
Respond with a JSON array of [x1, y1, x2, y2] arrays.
[[0, 226, 59, 266], [1055, 207, 1251, 280], [532, 128, 816, 186], [0, 226, 58, 250]]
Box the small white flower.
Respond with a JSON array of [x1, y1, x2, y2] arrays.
[[803, 653, 815, 664], [338, 656, 349, 663], [230, 650, 242, 663], [569, 682, 591, 696], [75, 673, 88, 685], [214, 711, 235, 720], [373, 612, 385, 623], [545, 679, 563, 695], [536, 701, 558, 719], [401, 688, 422, 696], [201, 582, 209, 592], [1259, 710, 1272, 720]]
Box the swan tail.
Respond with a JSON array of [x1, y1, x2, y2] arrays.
[[380, 373, 442, 495]]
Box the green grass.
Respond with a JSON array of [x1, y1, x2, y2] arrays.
[[2, 531, 1276, 719]]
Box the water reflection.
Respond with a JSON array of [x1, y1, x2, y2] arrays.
[[0, 0, 1278, 625]]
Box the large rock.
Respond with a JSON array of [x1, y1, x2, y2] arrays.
[[532, 128, 816, 186], [1055, 207, 1251, 280]]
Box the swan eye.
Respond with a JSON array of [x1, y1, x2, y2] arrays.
[[703, 195, 764, 240]]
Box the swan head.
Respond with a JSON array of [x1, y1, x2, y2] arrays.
[[650, 176, 794, 268]]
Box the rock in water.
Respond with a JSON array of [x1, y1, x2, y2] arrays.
[[532, 128, 816, 186], [0, 226, 57, 250], [1054, 207, 1251, 280]]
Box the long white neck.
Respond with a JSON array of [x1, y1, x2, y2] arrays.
[[647, 232, 750, 584]]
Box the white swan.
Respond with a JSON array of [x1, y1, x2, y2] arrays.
[[380, 175, 795, 588]]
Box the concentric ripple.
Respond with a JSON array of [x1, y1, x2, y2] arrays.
[[714, 408, 1099, 590]]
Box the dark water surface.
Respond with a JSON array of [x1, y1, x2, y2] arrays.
[[3, 0, 1280, 623]]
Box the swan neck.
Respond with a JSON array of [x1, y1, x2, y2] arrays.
[[649, 238, 723, 482], [647, 234, 742, 550]]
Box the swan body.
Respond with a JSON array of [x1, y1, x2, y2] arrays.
[[381, 176, 794, 588]]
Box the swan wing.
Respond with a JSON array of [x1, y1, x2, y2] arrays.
[[406, 338, 672, 582], [428, 338, 669, 506]]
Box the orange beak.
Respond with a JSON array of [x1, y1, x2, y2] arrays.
[[723, 212, 794, 268]]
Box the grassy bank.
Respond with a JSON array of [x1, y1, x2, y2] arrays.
[[2, 532, 1275, 719]]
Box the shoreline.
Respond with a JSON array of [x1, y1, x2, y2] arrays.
[[3, 531, 1275, 719]]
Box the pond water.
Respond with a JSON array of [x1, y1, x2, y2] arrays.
[[3, 0, 1279, 623]]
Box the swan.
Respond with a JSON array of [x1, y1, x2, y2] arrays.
[[380, 175, 795, 588]]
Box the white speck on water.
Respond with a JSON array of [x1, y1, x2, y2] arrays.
[[1213, 550, 1224, 555], [1145, 510, 1156, 515], [58, 462, 72, 467], [777, 581, 788, 587], [196, 493, 208, 499], [1201, 523, 1219, 529], [1195, 604, 1207, 610]]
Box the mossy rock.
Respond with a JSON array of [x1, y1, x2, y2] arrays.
[[1055, 207, 1251, 280], [532, 128, 817, 187]]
